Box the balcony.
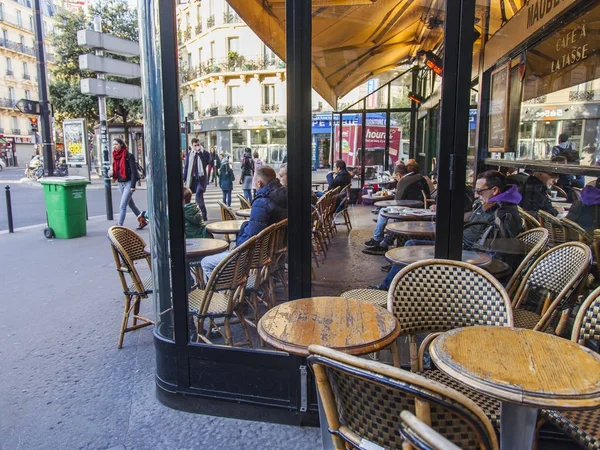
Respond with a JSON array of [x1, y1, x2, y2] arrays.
[[223, 11, 242, 24], [23, 73, 30, 80], [6, 70, 14, 77], [11, 128, 21, 135], [0, 39, 36, 57], [180, 55, 286, 82], [195, 23, 202, 35], [184, 26, 191, 41], [207, 15, 215, 28], [261, 104, 280, 114], [225, 105, 244, 115], [0, 98, 16, 109]]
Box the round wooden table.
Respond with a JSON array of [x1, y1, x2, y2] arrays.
[[362, 194, 394, 205], [381, 208, 436, 221], [384, 245, 491, 267], [374, 199, 423, 208], [205, 219, 246, 235], [258, 297, 401, 358], [385, 221, 435, 238], [431, 327, 600, 449], [236, 208, 251, 218]]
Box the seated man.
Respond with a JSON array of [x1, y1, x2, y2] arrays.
[[326, 159, 352, 191], [375, 170, 523, 289], [201, 166, 288, 280], [566, 180, 600, 233], [519, 170, 562, 218], [364, 160, 430, 252]]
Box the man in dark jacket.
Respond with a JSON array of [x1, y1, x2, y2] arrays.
[[566, 182, 600, 232], [519, 170, 562, 218], [183, 138, 211, 220], [326, 159, 352, 191], [201, 166, 287, 280]]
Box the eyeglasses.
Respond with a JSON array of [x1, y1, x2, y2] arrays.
[[474, 187, 493, 195]]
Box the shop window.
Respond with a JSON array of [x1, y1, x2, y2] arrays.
[[231, 129, 247, 161]]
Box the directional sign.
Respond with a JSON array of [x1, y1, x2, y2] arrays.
[[79, 54, 141, 78], [80, 78, 142, 100], [77, 29, 140, 57], [16, 99, 41, 115]]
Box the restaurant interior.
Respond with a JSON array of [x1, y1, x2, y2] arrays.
[[104, 0, 600, 448]]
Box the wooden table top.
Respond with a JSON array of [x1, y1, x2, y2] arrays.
[[144, 238, 228, 259], [431, 327, 600, 409], [385, 245, 491, 267], [236, 208, 252, 218], [257, 297, 401, 357], [205, 220, 246, 234], [381, 208, 436, 221], [472, 238, 528, 255], [385, 221, 435, 237], [362, 194, 394, 202], [374, 199, 423, 208]]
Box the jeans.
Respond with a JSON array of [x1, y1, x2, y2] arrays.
[[373, 209, 390, 242], [201, 251, 230, 283], [380, 239, 434, 289], [207, 164, 215, 183], [195, 185, 207, 220], [243, 189, 252, 202], [222, 190, 232, 206], [118, 180, 141, 226]]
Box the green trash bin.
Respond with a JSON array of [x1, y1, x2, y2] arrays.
[[40, 176, 90, 239]]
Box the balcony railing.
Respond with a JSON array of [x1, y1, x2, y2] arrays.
[[0, 39, 36, 57], [180, 55, 286, 82], [184, 26, 191, 41], [0, 14, 34, 33], [6, 70, 14, 77], [195, 23, 202, 35], [207, 15, 215, 28], [0, 98, 16, 109], [223, 12, 242, 24], [23, 73, 30, 80], [261, 104, 280, 113], [11, 128, 21, 135], [225, 105, 244, 115]]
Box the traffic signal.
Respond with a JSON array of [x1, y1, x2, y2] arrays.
[[30, 117, 38, 133]]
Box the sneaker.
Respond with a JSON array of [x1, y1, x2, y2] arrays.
[[364, 238, 381, 247], [368, 284, 386, 291], [362, 245, 388, 255], [137, 215, 148, 230]]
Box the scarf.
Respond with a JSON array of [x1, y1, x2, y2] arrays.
[[112, 148, 127, 181], [185, 150, 204, 188]]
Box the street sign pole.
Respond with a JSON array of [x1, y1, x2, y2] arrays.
[[32, 0, 53, 177], [94, 16, 113, 221]]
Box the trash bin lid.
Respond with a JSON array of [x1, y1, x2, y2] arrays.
[[40, 176, 90, 186]]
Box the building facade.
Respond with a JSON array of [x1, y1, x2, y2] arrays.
[[0, 0, 56, 166]]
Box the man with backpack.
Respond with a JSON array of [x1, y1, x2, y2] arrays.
[[552, 133, 584, 186]]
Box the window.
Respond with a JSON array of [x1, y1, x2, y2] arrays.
[[0, 4, 4, 21], [228, 86, 239, 107], [6, 57, 12, 75], [25, 90, 30, 99], [29, 16, 33, 31], [19, 35, 24, 50], [2, 30, 7, 45], [210, 41, 215, 61], [208, 0, 214, 16], [22, 61, 28, 76], [187, 52, 192, 68], [263, 45, 276, 64], [198, 48, 202, 67], [16, 10, 22, 28], [8, 87, 14, 101], [212, 87, 217, 106], [12, 116, 18, 130], [228, 37, 239, 54], [263, 84, 275, 105]]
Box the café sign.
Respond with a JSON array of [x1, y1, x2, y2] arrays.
[[551, 22, 589, 72]]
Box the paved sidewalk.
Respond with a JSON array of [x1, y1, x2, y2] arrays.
[[0, 215, 320, 450]]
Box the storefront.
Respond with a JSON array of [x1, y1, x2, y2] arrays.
[[311, 113, 333, 169]]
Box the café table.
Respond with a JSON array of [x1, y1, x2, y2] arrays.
[[205, 219, 246, 235], [431, 326, 600, 449], [381, 208, 436, 222], [374, 199, 423, 208], [385, 245, 491, 268], [362, 193, 394, 205], [236, 208, 251, 218], [385, 221, 435, 238], [258, 296, 401, 450]]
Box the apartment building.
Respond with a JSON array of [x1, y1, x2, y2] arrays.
[[0, 0, 56, 166]]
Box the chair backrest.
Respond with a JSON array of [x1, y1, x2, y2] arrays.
[[399, 410, 462, 450], [107, 226, 151, 294], [217, 200, 237, 221], [505, 228, 549, 298], [388, 259, 513, 336], [571, 187, 582, 203], [561, 217, 592, 244], [553, 185, 568, 199], [518, 207, 541, 231], [194, 236, 257, 315], [539, 210, 565, 247], [572, 286, 600, 346], [249, 222, 278, 273], [513, 242, 591, 330], [237, 193, 252, 209], [307, 345, 499, 450], [593, 230, 600, 270]]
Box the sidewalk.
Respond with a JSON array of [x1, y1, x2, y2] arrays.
[[0, 214, 320, 450]]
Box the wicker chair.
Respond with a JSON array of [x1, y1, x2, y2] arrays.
[[518, 207, 541, 231], [512, 242, 591, 334], [505, 228, 549, 298], [540, 286, 600, 449], [217, 200, 237, 244], [399, 410, 462, 450], [188, 235, 257, 346], [562, 217, 592, 244], [539, 210, 566, 247], [333, 184, 353, 232], [236, 193, 252, 209], [571, 187, 582, 203], [340, 288, 387, 308], [269, 219, 288, 300], [107, 226, 154, 349], [307, 345, 499, 450]]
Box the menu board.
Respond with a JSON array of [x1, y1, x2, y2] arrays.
[[489, 65, 508, 152]]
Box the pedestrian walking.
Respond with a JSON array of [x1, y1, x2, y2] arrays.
[[252, 151, 265, 199], [183, 138, 209, 221], [240, 147, 254, 202], [207, 146, 218, 186], [219, 155, 235, 206], [214, 151, 222, 186], [109, 138, 147, 229]]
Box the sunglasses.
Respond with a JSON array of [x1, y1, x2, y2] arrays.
[[474, 187, 493, 195]]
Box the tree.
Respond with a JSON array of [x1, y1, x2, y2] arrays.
[[49, 0, 142, 141]]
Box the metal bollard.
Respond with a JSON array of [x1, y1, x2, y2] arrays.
[[5, 185, 14, 233]]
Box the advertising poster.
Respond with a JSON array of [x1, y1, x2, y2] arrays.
[[333, 124, 401, 167], [63, 119, 88, 165]]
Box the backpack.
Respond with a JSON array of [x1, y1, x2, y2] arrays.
[[553, 144, 579, 163], [136, 161, 146, 180], [242, 154, 254, 176]]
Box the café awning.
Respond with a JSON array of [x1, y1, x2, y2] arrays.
[[227, 0, 525, 107]]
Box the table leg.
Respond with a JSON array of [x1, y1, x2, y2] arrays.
[[500, 402, 538, 450], [316, 389, 335, 450]]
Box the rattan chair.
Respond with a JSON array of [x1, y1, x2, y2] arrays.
[[307, 345, 499, 450], [505, 228, 550, 298], [512, 242, 591, 334], [399, 410, 462, 450], [340, 288, 387, 308], [562, 217, 592, 244], [107, 226, 154, 349], [571, 187, 582, 203], [540, 286, 600, 449], [236, 193, 252, 209], [539, 210, 566, 247], [188, 235, 257, 346], [217, 200, 237, 244], [518, 206, 541, 231], [269, 219, 288, 300], [333, 184, 353, 232]]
